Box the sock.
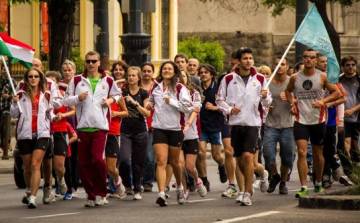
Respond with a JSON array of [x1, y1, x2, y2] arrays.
[[301, 185, 308, 190], [26, 187, 31, 193], [280, 181, 286, 186], [201, 177, 208, 184], [196, 178, 202, 185], [115, 176, 122, 186], [44, 183, 50, 188], [177, 184, 183, 190], [273, 173, 281, 179], [159, 191, 165, 196], [229, 184, 235, 188], [315, 181, 322, 186]]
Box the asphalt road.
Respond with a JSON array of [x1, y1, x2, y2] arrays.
[[0, 160, 359, 223]]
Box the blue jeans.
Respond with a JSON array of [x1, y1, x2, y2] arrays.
[[263, 126, 295, 168], [142, 131, 155, 187]]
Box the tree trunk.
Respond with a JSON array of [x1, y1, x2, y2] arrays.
[[48, 1, 76, 71], [313, 0, 341, 65]]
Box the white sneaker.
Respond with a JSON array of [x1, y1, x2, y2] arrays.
[[177, 188, 185, 204], [241, 192, 252, 206], [221, 185, 237, 197], [156, 193, 167, 207], [95, 196, 105, 206], [332, 166, 341, 181], [84, 199, 95, 207], [58, 177, 67, 195], [235, 192, 244, 203], [42, 187, 55, 204], [252, 180, 261, 189], [196, 180, 207, 197], [133, 193, 142, 200], [116, 183, 126, 199], [260, 170, 269, 193], [72, 189, 79, 198], [28, 195, 37, 209]]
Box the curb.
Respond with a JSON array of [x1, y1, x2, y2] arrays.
[[299, 187, 360, 210], [0, 165, 13, 174]]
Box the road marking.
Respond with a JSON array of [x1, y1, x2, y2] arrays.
[[212, 211, 281, 223], [22, 212, 81, 219], [169, 198, 217, 205]]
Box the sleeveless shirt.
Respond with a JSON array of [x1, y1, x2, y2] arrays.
[[294, 70, 326, 124]]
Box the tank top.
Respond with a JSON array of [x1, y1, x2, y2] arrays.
[[294, 70, 326, 125], [266, 76, 294, 128]]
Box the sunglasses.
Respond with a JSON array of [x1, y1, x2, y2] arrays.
[[345, 63, 356, 67], [28, 75, 40, 79], [303, 55, 316, 59], [86, 60, 98, 64]]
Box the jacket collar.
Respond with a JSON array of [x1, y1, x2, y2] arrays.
[[234, 66, 257, 77], [82, 68, 107, 79]]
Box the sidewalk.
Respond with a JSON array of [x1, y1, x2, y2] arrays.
[[0, 137, 16, 174]]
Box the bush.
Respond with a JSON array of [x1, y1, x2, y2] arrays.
[[71, 47, 85, 74], [178, 36, 225, 72]]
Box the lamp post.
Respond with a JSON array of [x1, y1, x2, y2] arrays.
[[120, 0, 152, 66]]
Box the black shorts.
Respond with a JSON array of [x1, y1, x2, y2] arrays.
[[17, 136, 50, 156], [53, 132, 68, 156], [231, 126, 259, 157], [106, 134, 120, 158], [44, 136, 54, 159], [153, 128, 184, 147], [344, 122, 360, 139], [293, 122, 326, 146], [221, 124, 231, 139], [182, 139, 199, 155]]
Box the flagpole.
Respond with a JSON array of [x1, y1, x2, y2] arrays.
[[1, 55, 22, 113], [264, 38, 296, 89]]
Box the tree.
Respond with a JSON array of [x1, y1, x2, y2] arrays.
[[200, 0, 360, 64], [10, 0, 107, 71]]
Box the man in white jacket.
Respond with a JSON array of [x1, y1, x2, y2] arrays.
[[216, 47, 272, 206], [64, 51, 122, 207]]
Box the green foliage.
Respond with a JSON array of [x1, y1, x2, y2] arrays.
[[178, 36, 225, 72], [71, 47, 84, 73]]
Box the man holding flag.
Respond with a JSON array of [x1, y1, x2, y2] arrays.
[[285, 48, 341, 197]]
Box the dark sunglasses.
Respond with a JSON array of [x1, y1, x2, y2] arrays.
[[86, 60, 98, 64], [345, 63, 356, 67], [28, 75, 39, 79], [303, 55, 316, 59]]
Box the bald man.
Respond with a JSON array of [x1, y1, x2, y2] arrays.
[[188, 58, 200, 78]]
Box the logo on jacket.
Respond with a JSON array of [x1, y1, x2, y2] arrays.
[[81, 83, 85, 86], [253, 81, 257, 87], [233, 81, 237, 85], [102, 84, 105, 89]]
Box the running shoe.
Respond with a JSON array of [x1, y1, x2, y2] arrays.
[[95, 196, 106, 206], [221, 185, 237, 197], [218, 165, 228, 183], [241, 192, 252, 206], [72, 189, 79, 198], [235, 192, 244, 203], [307, 163, 313, 176], [55, 186, 60, 197], [322, 174, 332, 189], [58, 177, 67, 195], [115, 183, 126, 199], [295, 188, 309, 198], [143, 185, 152, 192], [279, 182, 288, 195], [177, 189, 185, 204], [339, 175, 354, 186], [260, 170, 269, 193], [108, 193, 121, 199], [133, 193, 142, 200], [126, 187, 134, 195], [184, 191, 189, 203], [196, 180, 207, 197], [63, 192, 73, 200], [164, 185, 170, 198], [22, 191, 31, 205], [28, 195, 37, 209], [332, 166, 341, 181], [267, 174, 281, 193], [156, 193, 167, 207], [42, 187, 55, 204], [84, 199, 95, 207], [314, 185, 324, 193]]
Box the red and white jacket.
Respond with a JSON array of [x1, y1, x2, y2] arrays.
[[149, 80, 193, 131], [216, 67, 272, 127], [10, 90, 54, 140], [184, 89, 202, 140], [64, 69, 122, 131]]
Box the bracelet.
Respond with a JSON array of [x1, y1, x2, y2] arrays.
[[135, 102, 139, 107]]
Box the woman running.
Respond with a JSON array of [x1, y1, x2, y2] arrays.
[[11, 68, 54, 209], [146, 61, 193, 206]]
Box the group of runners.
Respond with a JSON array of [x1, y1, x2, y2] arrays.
[[5, 47, 359, 209]]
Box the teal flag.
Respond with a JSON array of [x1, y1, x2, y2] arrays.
[[294, 4, 340, 83]]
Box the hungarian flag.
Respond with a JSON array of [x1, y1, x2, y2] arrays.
[[0, 32, 35, 69]]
